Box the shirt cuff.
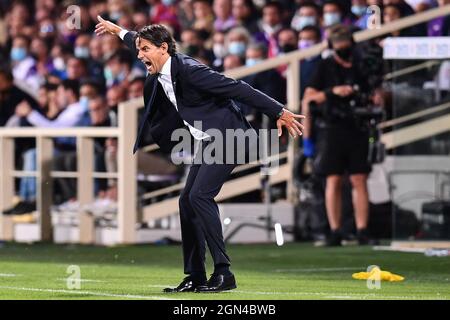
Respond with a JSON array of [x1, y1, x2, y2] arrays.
[[119, 29, 128, 40], [27, 110, 41, 125]]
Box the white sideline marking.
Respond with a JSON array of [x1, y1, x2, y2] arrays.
[[274, 267, 362, 273], [234, 290, 448, 300], [148, 284, 172, 288], [0, 285, 182, 300], [55, 278, 106, 283], [0, 273, 17, 277]]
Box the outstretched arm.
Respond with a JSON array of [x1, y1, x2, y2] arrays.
[[94, 15, 123, 37], [186, 62, 305, 137], [94, 16, 137, 54]]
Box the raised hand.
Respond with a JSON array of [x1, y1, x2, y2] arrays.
[[15, 100, 32, 117], [94, 15, 122, 36], [276, 108, 306, 138]]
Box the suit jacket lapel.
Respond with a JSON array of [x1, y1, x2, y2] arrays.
[[143, 74, 159, 116], [170, 54, 182, 112], [133, 74, 159, 154], [170, 53, 179, 88]]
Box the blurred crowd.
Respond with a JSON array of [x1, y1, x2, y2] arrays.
[[0, 0, 449, 219]]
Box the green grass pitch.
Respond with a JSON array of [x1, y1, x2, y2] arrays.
[[0, 242, 449, 300]]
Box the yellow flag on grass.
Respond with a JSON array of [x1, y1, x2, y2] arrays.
[[352, 266, 404, 282]]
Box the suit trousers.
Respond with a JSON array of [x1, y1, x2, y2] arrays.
[[178, 139, 236, 274]]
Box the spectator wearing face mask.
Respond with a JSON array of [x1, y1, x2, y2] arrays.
[[275, 28, 298, 76], [277, 28, 299, 54], [103, 49, 133, 88], [74, 33, 105, 81], [48, 43, 73, 80], [322, 0, 352, 29], [211, 31, 227, 71], [101, 33, 123, 62], [351, 0, 371, 30], [255, 1, 285, 58], [225, 26, 251, 58], [298, 25, 322, 97], [10, 35, 41, 95], [180, 28, 214, 65], [291, 1, 321, 32], [242, 42, 286, 127]]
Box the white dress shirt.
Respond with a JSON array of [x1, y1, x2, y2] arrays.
[[158, 57, 209, 140], [119, 29, 209, 140]]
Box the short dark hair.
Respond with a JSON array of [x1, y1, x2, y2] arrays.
[[137, 24, 177, 56], [247, 42, 268, 58], [300, 25, 322, 41], [328, 24, 354, 44], [323, 0, 344, 13], [300, 1, 321, 15], [278, 27, 298, 39], [42, 82, 58, 91], [107, 48, 133, 67], [263, 1, 283, 13], [80, 77, 104, 95], [13, 34, 31, 47], [68, 56, 88, 69], [130, 76, 146, 86], [384, 4, 404, 17], [60, 79, 80, 99]]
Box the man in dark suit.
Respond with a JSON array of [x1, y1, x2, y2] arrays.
[[95, 16, 305, 293]]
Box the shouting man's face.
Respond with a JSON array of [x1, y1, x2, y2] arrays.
[[136, 37, 169, 75]]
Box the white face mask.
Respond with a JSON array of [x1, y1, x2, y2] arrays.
[[213, 43, 227, 59], [324, 12, 341, 27], [53, 57, 65, 71]]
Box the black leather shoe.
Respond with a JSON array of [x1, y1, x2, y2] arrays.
[[163, 276, 206, 293], [195, 273, 237, 293], [325, 230, 342, 247]]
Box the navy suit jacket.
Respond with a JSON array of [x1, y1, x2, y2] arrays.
[[123, 31, 284, 154]]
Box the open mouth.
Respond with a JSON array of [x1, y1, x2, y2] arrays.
[[143, 60, 152, 69]]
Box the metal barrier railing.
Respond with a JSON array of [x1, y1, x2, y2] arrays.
[[0, 97, 141, 244]]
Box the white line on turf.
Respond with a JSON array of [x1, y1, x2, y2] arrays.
[[55, 278, 106, 283], [148, 284, 172, 288], [273, 267, 363, 273], [0, 273, 17, 277], [233, 290, 448, 300], [0, 285, 183, 300]]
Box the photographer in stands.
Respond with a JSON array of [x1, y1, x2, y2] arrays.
[[302, 24, 377, 246]]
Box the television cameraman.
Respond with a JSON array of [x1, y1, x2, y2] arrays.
[[302, 24, 380, 246]]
